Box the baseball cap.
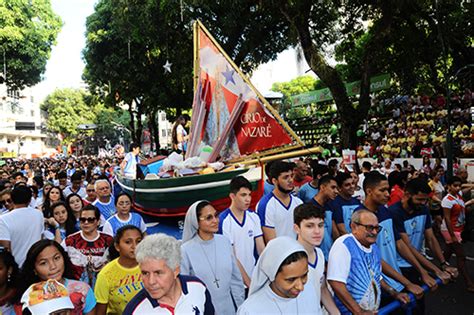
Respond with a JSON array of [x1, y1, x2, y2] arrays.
[[21, 279, 74, 315]]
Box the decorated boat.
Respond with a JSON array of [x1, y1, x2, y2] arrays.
[[117, 21, 318, 217]]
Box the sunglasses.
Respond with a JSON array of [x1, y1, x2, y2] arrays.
[[199, 213, 219, 222], [86, 189, 95, 192], [354, 222, 383, 233], [79, 217, 97, 223], [0, 198, 12, 205]]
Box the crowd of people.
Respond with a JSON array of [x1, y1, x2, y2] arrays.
[[293, 89, 473, 160], [0, 150, 472, 314]]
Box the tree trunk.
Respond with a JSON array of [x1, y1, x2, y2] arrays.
[[151, 110, 160, 153], [127, 101, 136, 142], [135, 98, 143, 144]]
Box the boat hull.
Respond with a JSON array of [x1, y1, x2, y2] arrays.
[[116, 167, 263, 216]]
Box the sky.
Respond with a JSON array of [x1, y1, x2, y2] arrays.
[[33, 0, 97, 102], [33, 0, 312, 102]]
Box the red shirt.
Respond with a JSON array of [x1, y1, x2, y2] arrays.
[[387, 185, 404, 207], [441, 193, 466, 232], [293, 176, 313, 188]]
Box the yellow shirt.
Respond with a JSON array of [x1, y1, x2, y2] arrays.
[[94, 258, 143, 315]]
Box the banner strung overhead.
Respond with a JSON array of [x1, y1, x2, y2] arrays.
[[290, 74, 391, 107]]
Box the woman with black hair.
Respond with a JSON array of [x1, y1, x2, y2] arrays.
[[41, 186, 65, 218], [19, 240, 96, 314], [0, 249, 20, 314], [44, 201, 78, 243], [171, 115, 189, 153], [95, 225, 144, 315]]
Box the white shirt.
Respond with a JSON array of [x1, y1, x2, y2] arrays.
[[176, 124, 187, 151], [237, 282, 320, 315], [257, 193, 303, 238], [308, 247, 325, 315], [123, 275, 214, 315], [63, 186, 87, 199], [0, 206, 44, 266], [218, 209, 263, 277]]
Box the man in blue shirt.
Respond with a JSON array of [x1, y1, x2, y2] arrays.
[[308, 175, 339, 260], [298, 162, 328, 203], [358, 172, 429, 308], [389, 178, 458, 313], [331, 172, 361, 235]]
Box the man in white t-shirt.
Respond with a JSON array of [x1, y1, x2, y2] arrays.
[[0, 185, 44, 266], [293, 203, 339, 314], [218, 176, 265, 288], [327, 210, 409, 314], [257, 161, 303, 243]]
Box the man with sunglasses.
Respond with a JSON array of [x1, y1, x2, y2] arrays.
[[328, 210, 410, 314], [62, 204, 113, 287]]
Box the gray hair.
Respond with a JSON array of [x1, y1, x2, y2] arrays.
[[135, 233, 181, 269], [94, 179, 110, 191], [351, 209, 376, 224]]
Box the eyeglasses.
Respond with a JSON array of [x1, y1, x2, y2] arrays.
[[199, 213, 219, 222], [79, 217, 97, 223], [86, 189, 95, 192], [354, 222, 383, 233]]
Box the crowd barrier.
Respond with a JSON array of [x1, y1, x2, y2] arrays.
[[379, 278, 443, 315]]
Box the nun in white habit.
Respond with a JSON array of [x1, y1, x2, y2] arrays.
[[237, 236, 321, 315], [181, 200, 245, 315]]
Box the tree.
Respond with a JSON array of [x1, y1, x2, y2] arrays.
[[41, 88, 96, 143], [0, 0, 62, 90]]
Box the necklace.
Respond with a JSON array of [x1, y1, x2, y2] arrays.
[[198, 238, 220, 288]]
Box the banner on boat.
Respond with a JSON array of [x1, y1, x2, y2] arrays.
[[187, 21, 301, 161]]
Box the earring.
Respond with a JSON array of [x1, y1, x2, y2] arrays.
[[7, 272, 11, 283]]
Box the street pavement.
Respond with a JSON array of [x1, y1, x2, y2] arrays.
[[425, 240, 474, 315]]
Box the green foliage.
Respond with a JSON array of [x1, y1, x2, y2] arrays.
[[41, 89, 95, 143], [271, 76, 319, 98], [41, 88, 130, 144], [0, 0, 62, 90]]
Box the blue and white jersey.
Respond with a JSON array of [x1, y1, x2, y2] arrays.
[[389, 201, 432, 268], [308, 247, 325, 315], [257, 193, 302, 238], [298, 182, 319, 203], [123, 275, 215, 315], [93, 196, 116, 221], [355, 205, 404, 292], [263, 181, 274, 195], [310, 198, 334, 260], [102, 212, 147, 237], [218, 208, 263, 277], [327, 234, 382, 314], [330, 196, 362, 233]]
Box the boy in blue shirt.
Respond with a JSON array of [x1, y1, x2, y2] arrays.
[[331, 172, 362, 235]]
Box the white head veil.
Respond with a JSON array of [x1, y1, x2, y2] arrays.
[[182, 200, 209, 243], [248, 236, 306, 297]]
